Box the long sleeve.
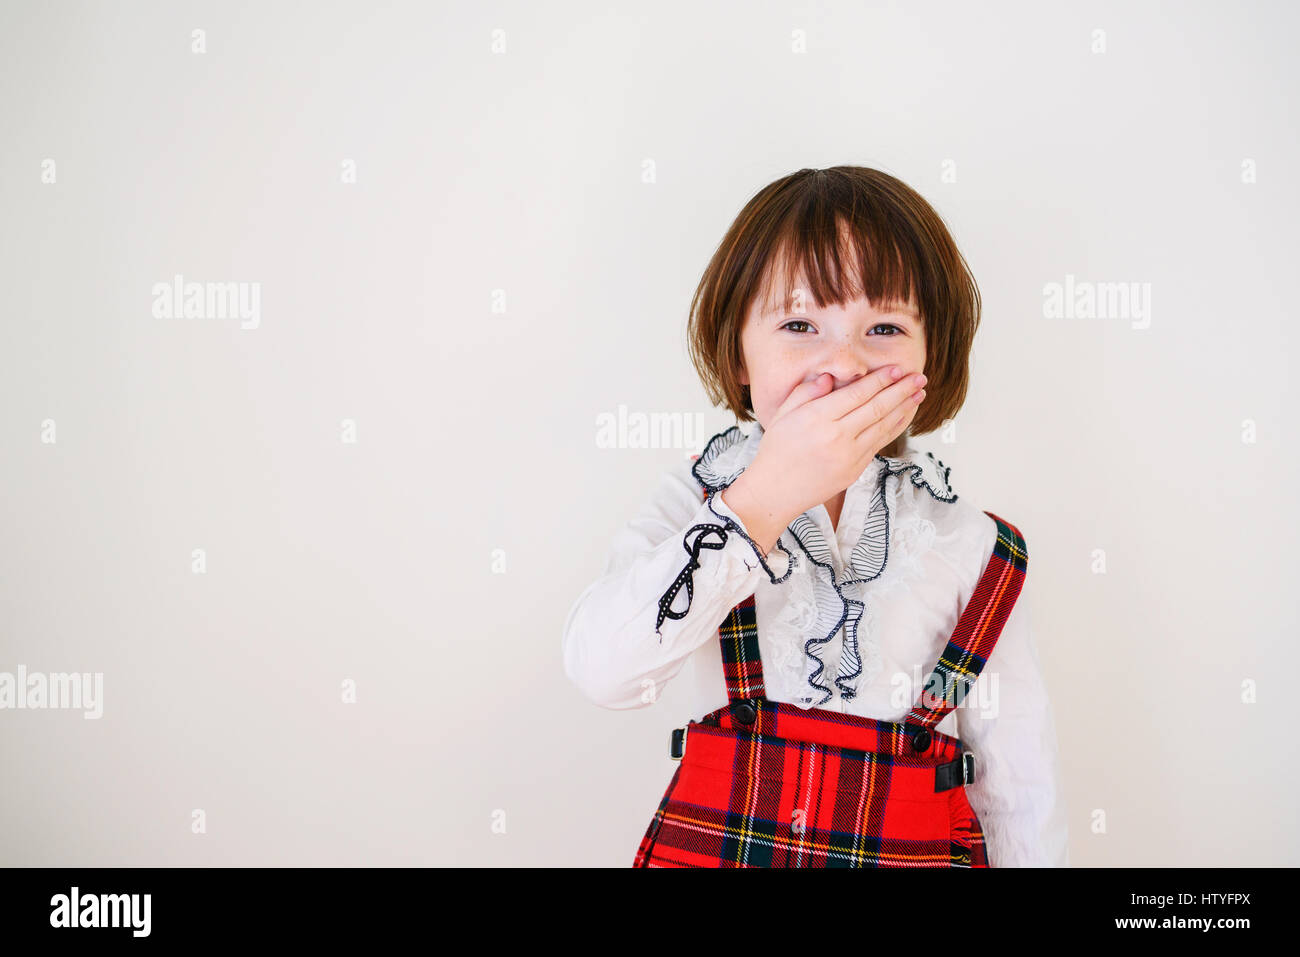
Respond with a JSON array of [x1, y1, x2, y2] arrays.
[[562, 460, 794, 711], [957, 575, 1070, 866]]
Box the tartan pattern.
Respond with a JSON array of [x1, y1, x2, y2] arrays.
[[634, 473, 1025, 868], [632, 705, 987, 867], [720, 595, 766, 700]]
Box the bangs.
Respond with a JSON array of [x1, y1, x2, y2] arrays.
[[748, 178, 930, 322]]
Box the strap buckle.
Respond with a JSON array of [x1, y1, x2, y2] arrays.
[[935, 750, 977, 791], [670, 725, 687, 760]]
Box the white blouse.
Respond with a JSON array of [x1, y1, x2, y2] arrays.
[[562, 422, 1069, 867]]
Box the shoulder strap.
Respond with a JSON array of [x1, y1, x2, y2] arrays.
[[903, 511, 1027, 735]]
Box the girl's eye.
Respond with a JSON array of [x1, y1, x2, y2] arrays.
[[779, 320, 901, 335]]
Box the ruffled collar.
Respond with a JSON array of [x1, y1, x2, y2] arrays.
[[692, 422, 956, 503], [692, 422, 959, 707]]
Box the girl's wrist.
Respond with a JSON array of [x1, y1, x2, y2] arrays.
[[720, 471, 792, 557]]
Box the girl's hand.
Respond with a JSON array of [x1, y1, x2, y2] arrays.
[[727, 366, 926, 538]]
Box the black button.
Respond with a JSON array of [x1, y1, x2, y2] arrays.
[[910, 728, 931, 752], [731, 699, 758, 725]]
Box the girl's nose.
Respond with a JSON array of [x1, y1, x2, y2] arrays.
[[816, 353, 871, 391], [819, 371, 868, 392]]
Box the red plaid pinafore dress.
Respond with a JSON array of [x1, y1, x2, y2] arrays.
[[632, 476, 1027, 868]]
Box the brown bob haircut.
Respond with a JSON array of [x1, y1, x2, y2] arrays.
[[686, 166, 980, 458]]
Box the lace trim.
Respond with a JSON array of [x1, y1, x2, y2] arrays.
[[871, 474, 937, 601], [851, 500, 936, 689], [769, 566, 820, 701]]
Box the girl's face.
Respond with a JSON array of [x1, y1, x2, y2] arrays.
[[738, 272, 928, 430]]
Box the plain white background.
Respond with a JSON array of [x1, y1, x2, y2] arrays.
[[1, 0, 1296, 866]]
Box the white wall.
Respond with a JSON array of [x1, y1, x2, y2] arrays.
[[0, 0, 1295, 866]]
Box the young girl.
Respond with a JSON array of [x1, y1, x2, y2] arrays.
[[562, 166, 1068, 867]]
